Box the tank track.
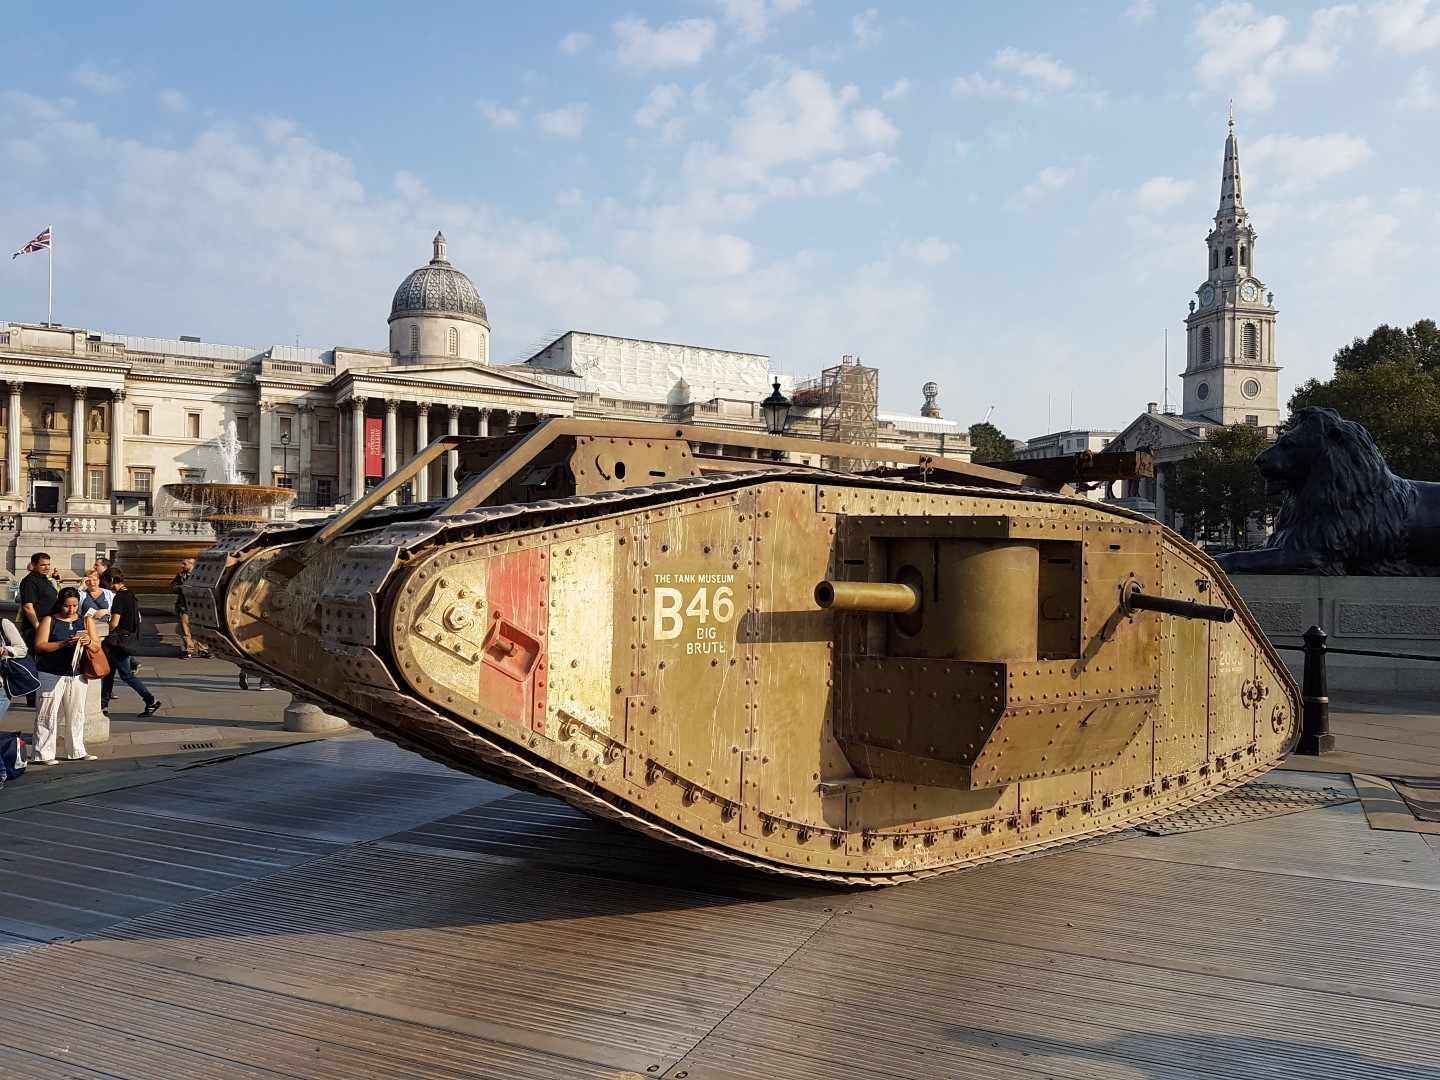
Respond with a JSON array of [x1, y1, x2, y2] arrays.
[[196, 473, 1290, 886]]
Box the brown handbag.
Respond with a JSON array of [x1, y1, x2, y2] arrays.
[[82, 642, 110, 680]]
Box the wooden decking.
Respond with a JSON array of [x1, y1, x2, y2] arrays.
[[2, 735, 1437, 1079]]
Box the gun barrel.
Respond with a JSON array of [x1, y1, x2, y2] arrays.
[[1126, 590, 1234, 622], [815, 580, 921, 614]]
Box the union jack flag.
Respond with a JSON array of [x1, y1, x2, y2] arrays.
[[12, 226, 51, 259]]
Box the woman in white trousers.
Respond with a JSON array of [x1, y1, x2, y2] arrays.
[[32, 587, 99, 764]]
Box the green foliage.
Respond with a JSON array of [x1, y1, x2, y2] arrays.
[[1332, 319, 1440, 374], [1165, 424, 1280, 543], [1289, 356, 1440, 481], [968, 421, 1016, 463]]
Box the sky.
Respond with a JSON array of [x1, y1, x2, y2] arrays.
[[3, 1, 1439, 442]]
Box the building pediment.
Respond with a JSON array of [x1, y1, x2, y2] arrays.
[[1111, 412, 1212, 454], [341, 363, 578, 403]]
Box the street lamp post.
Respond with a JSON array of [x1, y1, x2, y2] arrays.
[[760, 380, 793, 461], [25, 451, 38, 512]]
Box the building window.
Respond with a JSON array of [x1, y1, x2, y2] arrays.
[[1243, 322, 1258, 359], [1197, 382, 1210, 402], [447, 327, 458, 356], [130, 468, 153, 492], [1245, 415, 1259, 426], [87, 469, 105, 500], [317, 418, 334, 445], [276, 475, 294, 490], [134, 407, 151, 436], [1200, 326, 1212, 363], [236, 415, 252, 442], [279, 415, 293, 442], [315, 478, 333, 504], [1240, 244, 1248, 266], [1211, 249, 1219, 270], [1225, 246, 1234, 266], [186, 412, 201, 439], [410, 325, 420, 355]]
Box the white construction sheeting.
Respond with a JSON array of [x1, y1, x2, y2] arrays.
[[524, 331, 772, 405]]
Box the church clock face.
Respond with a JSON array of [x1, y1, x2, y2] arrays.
[[1240, 281, 1259, 302], [1200, 285, 1216, 306]]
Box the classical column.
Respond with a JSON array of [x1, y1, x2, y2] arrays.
[[6, 381, 21, 500], [478, 407, 491, 437], [108, 388, 126, 501], [257, 403, 274, 484], [415, 403, 430, 502], [447, 404, 461, 498], [383, 399, 399, 505], [297, 403, 314, 503], [350, 396, 367, 500], [70, 387, 87, 505]]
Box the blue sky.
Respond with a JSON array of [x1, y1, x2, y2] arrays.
[[3, 1, 1438, 440]]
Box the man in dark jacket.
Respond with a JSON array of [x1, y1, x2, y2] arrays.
[[169, 557, 209, 659], [101, 569, 161, 717]]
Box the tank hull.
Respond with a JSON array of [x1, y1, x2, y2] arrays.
[[192, 465, 1298, 885]]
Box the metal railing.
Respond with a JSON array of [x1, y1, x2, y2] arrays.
[[1274, 626, 1440, 755]]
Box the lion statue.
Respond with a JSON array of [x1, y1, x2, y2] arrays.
[[1215, 407, 1440, 576]]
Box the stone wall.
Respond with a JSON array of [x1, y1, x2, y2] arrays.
[[1229, 575, 1440, 693]]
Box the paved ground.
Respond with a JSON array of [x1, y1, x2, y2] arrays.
[[1, 662, 1436, 1079]]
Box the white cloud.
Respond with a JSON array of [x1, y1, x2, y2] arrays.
[[157, 90, 188, 113], [1134, 176, 1194, 214], [1396, 66, 1437, 108], [881, 78, 910, 102], [555, 188, 584, 207], [952, 140, 972, 158], [851, 107, 898, 145], [907, 236, 952, 265], [476, 100, 521, 130], [1371, 0, 1440, 53], [558, 31, 591, 55], [614, 17, 717, 70], [1246, 132, 1372, 193], [953, 48, 1082, 104], [72, 63, 124, 95], [635, 84, 685, 128], [1004, 164, 1078, 210], [1121, 0, 1156, 25], [4, 138, 47, 168], [538, 105, 588, 137], [852, 9, 884, 48], [714, 0, 809, 44], [1192, 2, 1357, 112]]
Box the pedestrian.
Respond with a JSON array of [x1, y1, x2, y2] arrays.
[[92, 556, 111, 579], [0, 618, 29, 723], [170, 557, 209, 659], [16, 552, 57, 708], [78, 572, 114, 730], [100, 569, 161, 718], [31, 587, 99, 764]]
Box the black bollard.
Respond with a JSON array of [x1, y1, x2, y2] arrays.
[[1295, 625, 1334, 755]]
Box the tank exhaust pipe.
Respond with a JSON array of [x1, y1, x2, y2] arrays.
[[1125, 588, 1234, 623], [815, 580, 921, 614]]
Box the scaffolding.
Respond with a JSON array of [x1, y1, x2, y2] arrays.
[[819, 355, 879, 471]]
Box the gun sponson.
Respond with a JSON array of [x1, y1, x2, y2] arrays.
[[1126, 590, 1235, 622], [815, 580, 921, 614]]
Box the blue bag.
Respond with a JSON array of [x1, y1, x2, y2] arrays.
[[0, 655, 41, 699], [0, 731, 24, 780]]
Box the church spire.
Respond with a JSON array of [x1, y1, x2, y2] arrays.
[[1216, 112, 1247, 225]]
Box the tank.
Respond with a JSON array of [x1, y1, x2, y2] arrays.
[[188, 419, 1299, 885]]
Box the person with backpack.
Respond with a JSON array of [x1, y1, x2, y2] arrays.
[[100, 569, 161, 718]]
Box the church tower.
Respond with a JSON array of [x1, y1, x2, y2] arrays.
[[1180, 117, 1280, 428]]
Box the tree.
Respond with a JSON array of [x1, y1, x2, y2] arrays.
[[968, 421, 1016, 463], [1332, 319, 1440, 374], [1289, 357, 1440, 481], [1165, 424, 1280, 545]]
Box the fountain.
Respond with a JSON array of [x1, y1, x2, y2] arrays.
[[117, 421, 297, 593]]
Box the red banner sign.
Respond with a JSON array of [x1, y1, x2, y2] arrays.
[[365, 418, 384, 478]]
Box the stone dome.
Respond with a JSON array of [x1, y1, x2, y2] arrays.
[[388, 232, 488, 325]]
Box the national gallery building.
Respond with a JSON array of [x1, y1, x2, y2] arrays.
[[0, 234, 962, 578]]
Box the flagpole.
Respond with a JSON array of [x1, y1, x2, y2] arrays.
[[47, 225, 53, 326]]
